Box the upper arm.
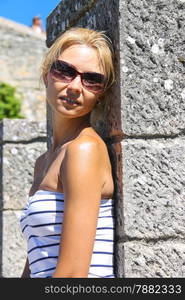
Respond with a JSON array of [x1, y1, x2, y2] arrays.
[[61, 138, 103, 199], [53, 138, 104, 277]]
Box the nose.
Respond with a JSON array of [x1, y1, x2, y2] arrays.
[[67, 74, 83, 94]]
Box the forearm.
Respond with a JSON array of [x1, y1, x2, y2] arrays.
[[52, 271, 88, 278]]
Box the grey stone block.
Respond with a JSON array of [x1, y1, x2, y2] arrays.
[[122, 241, 185, 277], [2, 210, 27, 278], [0, 119, 47, 142], [2, 142, 47, 209], [46, 0, 99, 47], [119, 0, 185, 136], [122, 138, 185, 239]]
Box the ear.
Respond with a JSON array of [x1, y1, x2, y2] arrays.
[[95, 98, 102, 107], [97, 92, 105, 103]]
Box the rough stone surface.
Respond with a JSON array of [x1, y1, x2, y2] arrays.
[[46, 0, 99, 47], [2, 142, 47, 210], [0, 119, 47, 210], [0, 119, 47, 277], [122, 138, 185, 239], [121, 241, 185, 277], [0, 17, 47, 121], [120, 0, 185, 136], [2, 211, 27, 278], [0, 118, 47, 142]]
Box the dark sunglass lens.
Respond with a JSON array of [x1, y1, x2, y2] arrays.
[[82, 73, 105, 91], [83, 72, 105, 84], [51, 61, 76, 81]]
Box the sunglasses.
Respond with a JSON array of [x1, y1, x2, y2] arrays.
[[50, 60, 106, 92]]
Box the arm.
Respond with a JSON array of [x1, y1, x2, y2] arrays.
[[21, 257, 30, 278], [52, 137, 104, 278]]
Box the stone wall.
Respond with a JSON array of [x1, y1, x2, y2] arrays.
[[0, 119, 47, 277], [46, 0, 185, 277], [119, 0, 185, 278], [0, 17, 47, 121]]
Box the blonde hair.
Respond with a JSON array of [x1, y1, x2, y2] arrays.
[[41, 27, 115, 90]]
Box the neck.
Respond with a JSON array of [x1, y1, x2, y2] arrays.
[[50, 111, 91, 151]]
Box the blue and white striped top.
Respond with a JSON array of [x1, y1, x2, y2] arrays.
[[20, 189, 115, 278]]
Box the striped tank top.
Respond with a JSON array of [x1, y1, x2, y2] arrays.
[[20, 189, 115, 278]]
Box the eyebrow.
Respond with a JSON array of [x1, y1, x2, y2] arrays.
[[59, 60, 77, 70], [58, 60, 104, 76]]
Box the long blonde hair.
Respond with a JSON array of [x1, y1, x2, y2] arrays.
[[41, 27, 115, 90]]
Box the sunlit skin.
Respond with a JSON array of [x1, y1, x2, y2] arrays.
[[21, 44, 114, 278]]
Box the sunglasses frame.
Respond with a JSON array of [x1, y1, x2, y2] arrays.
[[50, 60, 106, 93]]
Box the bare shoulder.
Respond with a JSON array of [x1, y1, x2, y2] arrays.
[[62, 133, 110, 179], [65, 133, 109, 167], [64, 135, 101, 169], [58, 131, 114, 198], [66, 129, 108, 156], [60, 134, 105, 195], [68, 134, 101, 151]]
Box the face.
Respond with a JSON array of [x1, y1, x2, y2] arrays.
[[45, 45, 105, 118]]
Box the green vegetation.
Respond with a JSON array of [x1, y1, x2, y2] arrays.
[[0, 82, 24, 120]]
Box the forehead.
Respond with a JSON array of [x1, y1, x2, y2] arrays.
[[58, 44, 104, 74]]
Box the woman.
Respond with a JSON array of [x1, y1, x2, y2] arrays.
[[20, 27, 115, 278]]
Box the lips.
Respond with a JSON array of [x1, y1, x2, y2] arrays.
[[59, 96, 80, 105]]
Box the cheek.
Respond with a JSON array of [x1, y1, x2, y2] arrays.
[[84, 91, 99, 104], [85, 96, 98, 109]]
